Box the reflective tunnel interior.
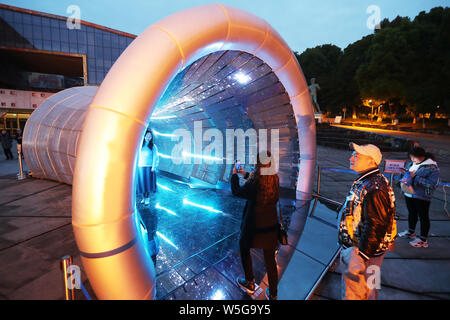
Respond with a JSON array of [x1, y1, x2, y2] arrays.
[[136, 50, 300, 299], [150, 50, 300, 189]]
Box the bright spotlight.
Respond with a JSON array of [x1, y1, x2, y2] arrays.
[[233, 72, 251, 84], [211, 289, 225, 300]]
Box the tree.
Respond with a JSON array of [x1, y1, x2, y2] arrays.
[[356, 7, 450, 114], [335, 35, 374, 114], [295, 6, 450, 116]]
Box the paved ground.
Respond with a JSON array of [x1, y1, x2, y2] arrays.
[[0, 141, 299, 300], [0, 130, 449, 300]]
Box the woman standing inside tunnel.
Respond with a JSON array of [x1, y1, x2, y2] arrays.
[[137, 128, 159, 205], [231, 151, 280, 300]]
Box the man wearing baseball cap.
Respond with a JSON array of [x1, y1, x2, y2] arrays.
[[338, 142, 397, 300]]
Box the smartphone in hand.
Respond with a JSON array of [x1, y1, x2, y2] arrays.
[[235, 160, 241, 171]]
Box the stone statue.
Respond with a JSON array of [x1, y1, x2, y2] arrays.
[[308, 78, 321, 113]]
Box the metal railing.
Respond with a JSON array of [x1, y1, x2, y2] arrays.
[[16, 144, 27, 181], [60, 255, 92, 300]]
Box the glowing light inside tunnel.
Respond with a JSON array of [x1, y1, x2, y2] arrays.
[[211, 289, 225, 300], [156, 231, 179, 249], [155, 203, 177, 216], [152, 96, 194, 116], [183, 198, 222, 213], [233, 72, 251, 84], [204, 42, 224, 52], [182, 151, 223, 162], [157, 152, 174, 159], [150, 115, 176, 120], [153, 130, 177, 138], [156, 183, 174, 192]]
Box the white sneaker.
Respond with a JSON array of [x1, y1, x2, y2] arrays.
[[398, 230, 416, 239], [409, 238, 428, 248]]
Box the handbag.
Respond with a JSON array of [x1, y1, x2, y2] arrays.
[[278, 201, 288, 245]]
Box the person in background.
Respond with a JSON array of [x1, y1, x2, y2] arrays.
[[398, 147, 440, 248], [1, 129, 13, 160], [15, 128, 23, 159], [231, 151, 280, 300], [338, 142, 396, 300], [137, 129, 159, 205]]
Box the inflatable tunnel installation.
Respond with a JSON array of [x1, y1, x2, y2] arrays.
[[23, 4, 316, 299]]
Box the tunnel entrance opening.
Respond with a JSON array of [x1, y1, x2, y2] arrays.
[[24, 4, 317, 299], [134, 50, 300, 299], [149, 50, 300, 191]]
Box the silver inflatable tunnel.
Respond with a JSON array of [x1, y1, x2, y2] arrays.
[[22, 4, 316, 299]]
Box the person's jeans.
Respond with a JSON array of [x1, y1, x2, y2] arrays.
[[240, 246, 278, 297], [341, 247, 385, 300], [405, 196, 431, 240]]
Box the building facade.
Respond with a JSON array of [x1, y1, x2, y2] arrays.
[[0, 3, 136, 133]]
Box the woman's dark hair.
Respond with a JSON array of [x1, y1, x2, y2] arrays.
[[408, 147, 435, 161], [142, 129, 154, 149], [253, 151, 279, 205]]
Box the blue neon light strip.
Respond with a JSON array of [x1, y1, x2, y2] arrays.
[[183, 198, 222, 213], [321, 168, 356, 174], [157, 152, 173, 159], [153, 129, 176, 137], [182, 151, 223, 162], [156, 183, 174, 192], [150, 115, 176, 120], [156, 231, 178, 250], [155, 203, 177, 216]]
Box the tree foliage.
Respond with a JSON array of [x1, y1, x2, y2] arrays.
[[295, 7, 450, 115]]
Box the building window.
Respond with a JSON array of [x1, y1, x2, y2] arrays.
[[32, 25, 43, 40], [22, 13, 32, 24], [52, 41, 61, 51]]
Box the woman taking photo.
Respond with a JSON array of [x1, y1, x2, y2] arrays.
[[137, 129, 159, 205], [399, 147, 440, 248], [231, 151, 280, 300]]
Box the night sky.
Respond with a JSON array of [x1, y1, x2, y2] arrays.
[[2, 0, 448, 52]]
